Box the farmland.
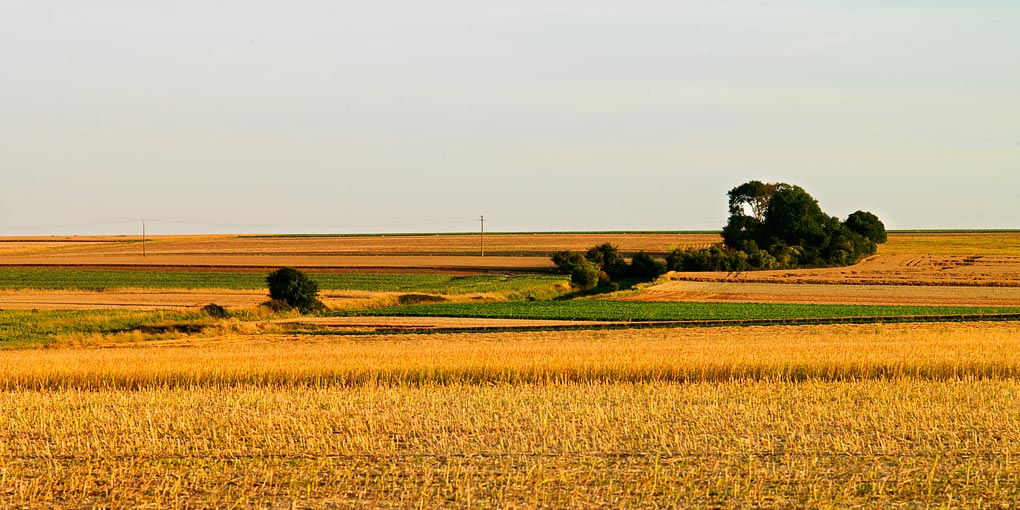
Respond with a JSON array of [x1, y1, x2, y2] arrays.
[[355, 299, 1020, 323], [1, 232, 1019, 507], [2, 323, 1020, 507]]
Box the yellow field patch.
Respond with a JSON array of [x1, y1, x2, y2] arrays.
[[1, 322, 1019, 507]]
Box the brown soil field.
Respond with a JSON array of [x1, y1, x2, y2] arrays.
[[0, 233, 718, 272], [629, 280, 1020, 307], [673, 232, 1020, 287]]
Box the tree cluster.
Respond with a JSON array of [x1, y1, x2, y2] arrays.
[[266, 267, 327, 313], [552, 243, 666, 291], [669, 181, 887, 272]]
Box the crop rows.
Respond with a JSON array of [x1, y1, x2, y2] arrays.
[[356, 299, 1020, 322], [0, 268, 563, 294]]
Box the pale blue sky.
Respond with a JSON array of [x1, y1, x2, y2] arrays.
[[2, 1, 1018, 234]]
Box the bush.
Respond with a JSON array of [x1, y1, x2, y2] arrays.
[[261, 299, 295, 313], [397, 294, 448, 305], [585, 243, 628, 279], [551, 251, 587, 275], [629, 252, 667, 281], [201, 303, 228, 319], [266, 267, 326, 314], [570, 261, 601, 291]]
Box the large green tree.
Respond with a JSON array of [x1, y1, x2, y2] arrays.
[[720, 181, 886, 269]]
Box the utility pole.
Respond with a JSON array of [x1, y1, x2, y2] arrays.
[[480, 215, 485, 257], [142, 219, 146, 257]]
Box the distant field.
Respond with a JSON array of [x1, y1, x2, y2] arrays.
[[0, 233, 718, 273], [0, 267, 564, 293], [2, 232, 1019, 312]]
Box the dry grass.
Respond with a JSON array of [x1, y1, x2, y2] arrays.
[[2, 381, 1018, 508], [3, 322, 1020, 389], [1, 322, 1019, 507]]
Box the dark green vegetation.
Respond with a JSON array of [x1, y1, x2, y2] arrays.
[[0, 268, 565, 295], [552, 243, 666, 291], [0, 310, 206, 348], [266, 267, 325, 314], [354, 300, 1020, 323], [672, 181, 887, 271]]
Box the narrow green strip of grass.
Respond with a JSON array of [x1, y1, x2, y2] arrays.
[[0, 310, 204, 348], [352, 300, 1020, 322], [0, 268, 565, 295]]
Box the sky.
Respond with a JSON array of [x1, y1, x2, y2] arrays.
[[1, 1, 1018, 235]]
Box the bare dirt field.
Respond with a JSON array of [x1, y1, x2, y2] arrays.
[[0, 233, 717, 272], [629, 280, 1020, 307]]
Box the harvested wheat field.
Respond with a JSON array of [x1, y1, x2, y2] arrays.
[[631, 280, 1020, 307], [2, 322, 1019, 508]]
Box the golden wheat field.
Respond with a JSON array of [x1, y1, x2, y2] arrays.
[[2, 323, 1020, 508], [2, 232, 1020, 507]]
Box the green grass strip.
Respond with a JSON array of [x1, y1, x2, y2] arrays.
[[0, 310, 204, 348], [353, 300, 1020, 322], [0, 268, 564, 294]]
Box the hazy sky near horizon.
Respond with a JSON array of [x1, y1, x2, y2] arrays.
[[2, 1, 1018, 235]]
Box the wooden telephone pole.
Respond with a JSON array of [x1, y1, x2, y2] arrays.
[[480, 215, 485, 257]]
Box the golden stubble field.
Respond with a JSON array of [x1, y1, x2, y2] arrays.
[[2, 232, 1020, 507], [2, 322, 1020, 508]]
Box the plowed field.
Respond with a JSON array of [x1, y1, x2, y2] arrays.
[[629, 280, 1020, 307], [0, 233, 717, 272], [672, 232, 1020, 287]]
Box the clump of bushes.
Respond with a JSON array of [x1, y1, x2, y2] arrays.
[[552, 243, 667, 291], [265, 267, 327, 314], [673, 180, 888, 272], [201, 303, 229, 319]]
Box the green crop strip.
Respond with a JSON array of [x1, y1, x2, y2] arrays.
[[0, 310, 206, 348], [0, 268, 565, 294], [353, 300, 1020, 322]]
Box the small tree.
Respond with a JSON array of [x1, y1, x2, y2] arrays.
[[266, 267, 324, 314]]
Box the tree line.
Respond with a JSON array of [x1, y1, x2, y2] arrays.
[[552, 181, 887, 290]]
